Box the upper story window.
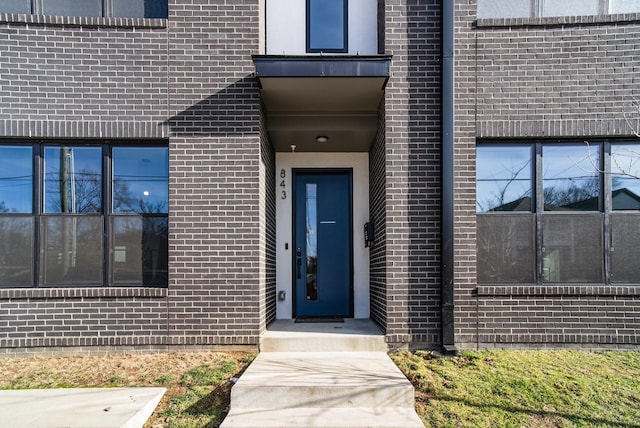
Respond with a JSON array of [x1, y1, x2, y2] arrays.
[[1, 0, 168, 19], [306, 0, 348, 53], [477, 0, 640, 19]]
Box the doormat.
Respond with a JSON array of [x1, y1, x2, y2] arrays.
[[295, 317, 344, 323]]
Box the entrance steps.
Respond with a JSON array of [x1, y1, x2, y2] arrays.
[[220, 320, 424, 428]]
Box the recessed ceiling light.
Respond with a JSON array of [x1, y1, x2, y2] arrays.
[[316, 136, 329, 143]]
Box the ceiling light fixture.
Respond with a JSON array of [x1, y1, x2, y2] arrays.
[[315, 135, 329, 143]]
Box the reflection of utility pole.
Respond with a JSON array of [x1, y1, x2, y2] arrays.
[[60, 147, 69, 213], [59, 147, 77, 277], [69, 149, 77, 268]]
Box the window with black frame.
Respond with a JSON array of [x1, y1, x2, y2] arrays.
[[477, 141, 640, 285], [610, 144, 640, 283], [306, 0, 348, 53], [0, 143, 168, 288], [477, 0, 640, 19], [110, 147, 168, 286], [0, 146, 34, 286], [476, 145, 535, 283], [1, 0, 168, 18]]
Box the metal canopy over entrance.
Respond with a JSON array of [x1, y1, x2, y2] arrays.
[[253, 55, 391, 152]]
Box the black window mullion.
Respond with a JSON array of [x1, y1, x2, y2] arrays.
[[535, 142, 544, 285], [33, 143, 42, 287], [103, 144, 110, 287], [603, 141, 612, 284]]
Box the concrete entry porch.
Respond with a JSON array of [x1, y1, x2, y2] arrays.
[[261, 319, 387, 352], [220, 319, 423, 427]]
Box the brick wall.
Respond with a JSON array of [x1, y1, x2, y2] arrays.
[[476, 286, 640, 348], [369, 102, 387, 330], [0, 288, 168, 351], [476, 14, 640, 138], [166, 0, 263, 346], [454, 0, 482, 348], [0, 13, 168, 139], [454, 1, 640, 349], [260, 102, 277, 328], [0, 0, 269, 352], [384, 0, 442, 348]]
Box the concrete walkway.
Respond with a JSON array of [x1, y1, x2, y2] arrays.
[[220, 319, 424, 428], [0, 387, 166, 428]]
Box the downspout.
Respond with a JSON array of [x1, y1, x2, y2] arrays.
[[441, 0, 456, 354]]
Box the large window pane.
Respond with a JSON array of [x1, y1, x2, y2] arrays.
[[542, 214, 603, 282], [42, 0, 102, 17], [477, 214, 535, 283], [477, 0, 532, 19], [113, 147, 168, 214], [543, 145, 600, 211], [611, 213, 640, 283], [610, 0, 640, 14], [111, 216, 168, 286], [0, 0, 31, 14], [307, 0, 347, 52], [0, 216, 33, 286], [476, 145, 532, 212], [0, 146, 32, 213], [112, 0, 168, 18], [611, 144, 640, 210], [41, 216, 103, 286], [44, 147, 102, 214], [542, 0, 600, 17]]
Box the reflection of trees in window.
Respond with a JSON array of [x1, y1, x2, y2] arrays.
[[112, 179, 168, 214], [543, 175, 600, 210], [44, 147, 102, 213], [476, 146, 532, 212], [46, 166, 102, 213], [543, 145, 600, 211]]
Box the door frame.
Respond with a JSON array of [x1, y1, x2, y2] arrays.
[[291, 168, 354, 318]]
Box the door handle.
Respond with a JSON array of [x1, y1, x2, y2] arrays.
[[296, 248, 302, 279]]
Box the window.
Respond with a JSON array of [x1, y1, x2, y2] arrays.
[[0, 143, 168, 288], [2, 0, 32, 14], [476, 146, 535, 282], [307, 0, 348, 53], [477, 0, 640, 19], [0, 146, 33, 286], [1, 0, 168, 18], [477, 142, 640, 284]]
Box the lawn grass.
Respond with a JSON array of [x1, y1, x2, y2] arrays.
[[1, 349, 639, 427], [391, 349, 640, 428]]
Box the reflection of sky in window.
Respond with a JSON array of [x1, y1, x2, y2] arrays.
[[543, 145, 599, 188], [0, 147, 32, 213], [306, 183, 317, 258], [476, 146, 531, 212], [611, 144, 640, 206], [542, 0, 599, 17], [309, 0, 345, 50], [542, 144, 600, 210], [113, 147, 168, 213], [44, 147, 102, 213]]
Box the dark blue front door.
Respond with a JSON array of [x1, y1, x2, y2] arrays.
[[294, 171, 352, 317]]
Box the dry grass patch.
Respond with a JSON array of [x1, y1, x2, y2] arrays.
[[0, 351, 255, 428]]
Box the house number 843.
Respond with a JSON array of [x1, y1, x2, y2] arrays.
[[280, 169, 286, 199]]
